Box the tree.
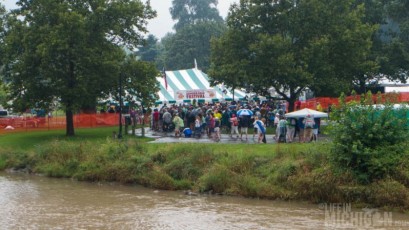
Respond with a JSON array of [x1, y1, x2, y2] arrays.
[[381, 0, 409, 81], [1, 0, 156, 136], [160, 21, 226, 72], [210, 0, 376, 111], [0, 4, 6, 107], [155, 0, 227, 72], [208, 28, 255, 99], [170, 0, 223, 31], [137, 34, 159, 62], [0, 3, 6, 71], [347, 0, 409, 93], [116, 55, 159, 108]]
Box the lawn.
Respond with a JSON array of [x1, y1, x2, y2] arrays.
[[0, 126, 151, 150]]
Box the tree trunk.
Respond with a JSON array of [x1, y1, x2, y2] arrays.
[[66, 107, 75, 136], [141, 105, 145, 137], [66, 57, 76, 136], [232, 85, 235, 102], [287, 95, 297, 112], [359, 78, 366, 94]]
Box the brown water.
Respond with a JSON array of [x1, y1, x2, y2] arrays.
[[1, 172, 409, 230]]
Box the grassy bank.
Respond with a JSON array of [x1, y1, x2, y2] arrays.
[[1, 128, 409, 211]]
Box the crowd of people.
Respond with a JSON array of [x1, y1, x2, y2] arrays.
[[137, 100, 323, 144]]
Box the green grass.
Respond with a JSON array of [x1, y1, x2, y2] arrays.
[[0, 126, 152, 150]]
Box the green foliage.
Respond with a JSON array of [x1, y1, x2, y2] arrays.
[[368, 179, 409, 210], [210, 0, 376, 111], [1, 0, 156, 136], [0, 3, 4, 66], [330, 93, 409, 183], [162, 145, 215, 181], [197, 164, 234, 194], [288, 167, 341, 203], [115, 56, 159, 109], [358, 0, 409, 83], [159, 21, 226, 72], [0, 149, 33, 171], [0, 84, 8, 108], [170, 0, 223, 31], [269, 161, 297, 184], [137, 34, 159, 62], [154, 0, 226, 71]]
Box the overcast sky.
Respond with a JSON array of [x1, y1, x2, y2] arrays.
[[1, 0, 239, 39]]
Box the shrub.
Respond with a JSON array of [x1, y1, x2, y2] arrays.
[[288, 167, 341, 203], [162, 145, 216, 181], [197, 164, 234, 194], [368, 179, 409, 210], [330, 92, 409, 183], [232, 175, 262, 197]]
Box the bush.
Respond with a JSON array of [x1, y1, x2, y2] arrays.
[[197, 164, 234, 194], [330, 92, 409, 183], [368, 179, 409, 210]]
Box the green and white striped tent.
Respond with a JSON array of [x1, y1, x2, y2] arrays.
[[156, 68, 247, 104]]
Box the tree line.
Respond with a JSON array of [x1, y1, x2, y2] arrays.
[[140, 0, 409, 111]]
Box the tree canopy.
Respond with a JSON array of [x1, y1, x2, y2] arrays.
[[349, 0, 409, 93], [209, 0, 376, 111], [381, 0, 409, 82], [170, 0, 223, 31], [152, 0, 227, 72], [159, 21, 226, 72], [112, 55, 159, 108], [0, 3, 5, 67], [137, 34, 159, 63], [1, 0, 157, 136]]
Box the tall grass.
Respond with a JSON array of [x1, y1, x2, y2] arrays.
[[2, 130, 409, 210]]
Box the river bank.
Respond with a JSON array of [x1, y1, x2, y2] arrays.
[[1, 136, 409, 212]]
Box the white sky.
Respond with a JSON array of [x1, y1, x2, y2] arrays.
[[1, 0, 239, 39]]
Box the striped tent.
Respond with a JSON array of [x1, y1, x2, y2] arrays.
[[156, 68, 247, 104]]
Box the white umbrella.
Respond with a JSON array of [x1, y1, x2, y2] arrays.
[[285, 108, 328, 118], [237, 109, 254, 116]]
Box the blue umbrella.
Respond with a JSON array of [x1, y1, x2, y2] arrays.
[[237, 109, 254, 116]]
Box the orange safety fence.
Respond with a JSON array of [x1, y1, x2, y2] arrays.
[[0, 113, 152, 134], [296, 92, 409, 111]]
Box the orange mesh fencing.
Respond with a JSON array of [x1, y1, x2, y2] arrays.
[[295, 92, 409, 111]]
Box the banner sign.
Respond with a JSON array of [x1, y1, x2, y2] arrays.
[[175, 89, 216, 100]]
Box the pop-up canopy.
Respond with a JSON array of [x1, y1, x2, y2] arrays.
[[285, 108, 329, 118]]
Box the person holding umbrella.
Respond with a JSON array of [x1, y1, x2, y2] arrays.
[[236, 108, 254, 117], [253, 117, 266, 143], [239, 114, 251, 141]]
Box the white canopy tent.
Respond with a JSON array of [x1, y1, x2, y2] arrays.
[[156, 68, 247, 104], [285, 108, 329, 118]]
